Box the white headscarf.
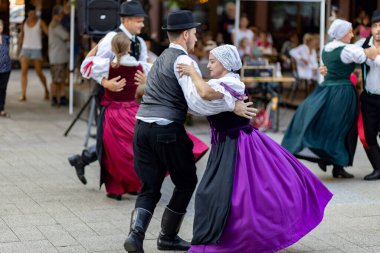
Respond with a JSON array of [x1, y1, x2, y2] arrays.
[[328, 19, 352, 40], [210, 45, 242, 72]]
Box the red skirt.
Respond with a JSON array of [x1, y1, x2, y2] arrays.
[[101, 100, 209, 195]]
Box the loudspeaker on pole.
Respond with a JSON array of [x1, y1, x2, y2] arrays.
[[77, 0, 123, 36]]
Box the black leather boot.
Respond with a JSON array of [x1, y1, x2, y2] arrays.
[[157, 207, 190, 251], [67, 146, 98, 185], [332, 165, 354, 178], [68, 154, 87, 185], [124, 208, 152, 253], [364, 145, 380, 180]]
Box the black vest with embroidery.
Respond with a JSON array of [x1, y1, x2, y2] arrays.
[[115, 27, 141, 61]]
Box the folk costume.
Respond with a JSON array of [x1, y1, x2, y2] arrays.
[[124, 10, 235, 253], [187, 45, 332, 253], [282, 19, 368, 178]]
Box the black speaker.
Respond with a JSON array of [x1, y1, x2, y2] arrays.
[[77, 0, 122, 36]]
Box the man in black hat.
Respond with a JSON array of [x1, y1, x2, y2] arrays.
[[123, 10, 256, 253], [67, 0, 149, 189], [357, 10, 380, 180]]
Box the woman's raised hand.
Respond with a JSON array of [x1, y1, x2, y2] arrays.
[[177, 62, 197, 77]]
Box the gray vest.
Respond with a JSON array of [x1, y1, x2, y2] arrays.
[[137, 48, 188, 124]]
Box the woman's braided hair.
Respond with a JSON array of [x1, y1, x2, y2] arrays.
[[111, 32, 131, 68]]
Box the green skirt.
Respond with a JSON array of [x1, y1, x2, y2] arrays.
[[281, 84, 358, 167]]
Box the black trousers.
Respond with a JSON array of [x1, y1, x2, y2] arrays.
[[133, 120, 198, 214], [361, 92, 380, 146], [0, 71, 11, 111]]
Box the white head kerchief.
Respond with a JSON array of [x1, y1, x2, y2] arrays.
[[328, 19, 352, 40], [210, 45, 242, 72]]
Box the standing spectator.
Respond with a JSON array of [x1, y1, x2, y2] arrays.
[[231, 15, 254, 49], [61, 1, 80, 68], [18, 5, 49, 101], [49, 5, 69, 106], [0, 19, 11, 117], [217, 2, 235, 45]]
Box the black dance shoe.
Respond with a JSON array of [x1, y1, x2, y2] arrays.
[[364, 170, 380, 181], [317, 161, 327, 172], [332, 166, 354, 179], [106, 193, 122, 201]]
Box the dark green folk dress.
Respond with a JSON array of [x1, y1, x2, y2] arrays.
[[282, 46, 358, 167]]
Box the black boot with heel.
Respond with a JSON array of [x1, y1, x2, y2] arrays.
[[124, 208, 152, 253], [157, 207, 190, 251], [68, 146, 97, 185]]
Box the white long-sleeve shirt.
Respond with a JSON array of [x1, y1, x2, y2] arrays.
[[80, 54, 151, 81], [289, 44, 319, 81], [137, 43, 236, 124], [355, 37, 380, 94], [91, 24, 148, 84]]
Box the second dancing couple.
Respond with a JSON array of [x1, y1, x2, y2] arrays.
[[282, 19, 379, 179], [124, 10, 333, 253]]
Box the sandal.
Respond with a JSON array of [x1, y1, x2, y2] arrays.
[[0, 111, 10, 118]]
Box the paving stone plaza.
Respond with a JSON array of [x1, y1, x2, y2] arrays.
[[1, 70, 380, 252]]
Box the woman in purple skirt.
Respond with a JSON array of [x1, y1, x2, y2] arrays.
[[177, 45, 333, 253]]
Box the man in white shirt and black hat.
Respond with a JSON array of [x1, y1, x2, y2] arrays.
[[68, 0, 148, 186]]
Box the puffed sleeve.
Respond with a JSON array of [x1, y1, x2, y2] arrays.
[[80, 56, 111, 83], [175, 55, 235, 116], [341, 44, 366, 64]]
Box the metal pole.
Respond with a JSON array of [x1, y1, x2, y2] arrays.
[[69, 1, 75, 115], [319, 0, 326, 82], [234, 0, 241, 47]]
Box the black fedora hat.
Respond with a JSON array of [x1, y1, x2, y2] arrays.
[[372, 10, 380, 24], [120, 0, 147, 17], [162, 10, 201, 31]]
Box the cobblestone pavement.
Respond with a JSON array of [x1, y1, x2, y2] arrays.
[[1, 70, 380, 252]]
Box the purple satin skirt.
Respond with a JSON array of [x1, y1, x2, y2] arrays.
[[190, 129, 333, 253]]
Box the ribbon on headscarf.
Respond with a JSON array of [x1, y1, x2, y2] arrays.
[[328, 19, 352, 40], [210, 45, 242, 72]]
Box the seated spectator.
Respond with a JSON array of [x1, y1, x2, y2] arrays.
[[237, 37, 252, 60], [280, 31, 299, 69], [355, 14, 371, 39], [256, 31, 277, 56], [289, 33, 319, 82]]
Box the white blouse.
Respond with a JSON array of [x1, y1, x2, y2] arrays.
[[323, 40, 367, 64], [172, 43, 236, 116]]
